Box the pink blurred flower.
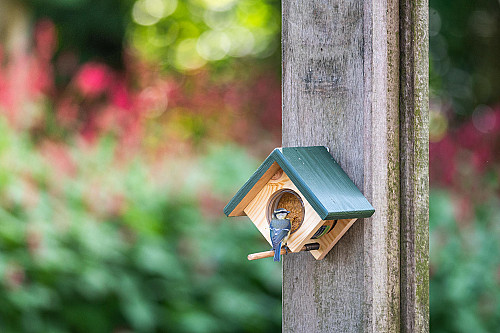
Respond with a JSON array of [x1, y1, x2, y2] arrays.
[[34, 19, 57, 61], [430, 135, 457, 186], [453, 195, 473, 228], [40, 141, 77, 177], [30, 57, 54, 96], [26, 227, 43, 256], [472, 145, 492, 173], [57, 98, 79, 125], [197, 191, 226, 219], [80, 120, 99, 143], [493, 107, 500, 131], [75, 62, 113, 97], [0, 46, 10, 108], [456, 122, 483, 150], [111, 80, 133, 110], [135, 83, 169, 117], [4, 263, 25, 289]]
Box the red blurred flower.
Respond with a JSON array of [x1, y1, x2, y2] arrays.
[[74, 62, 113, 97], [111, 80, 133, 110]]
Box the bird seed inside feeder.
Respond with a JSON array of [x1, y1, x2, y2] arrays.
[[271, 190, 304, 234]]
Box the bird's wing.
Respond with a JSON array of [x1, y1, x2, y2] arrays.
[[270, 219, 291, 249], [271, 228, 289, 243], [270, 218, 291, 229]]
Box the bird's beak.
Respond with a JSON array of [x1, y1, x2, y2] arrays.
[[286, 210, 291, 214]]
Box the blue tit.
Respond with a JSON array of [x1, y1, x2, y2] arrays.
[[269, 208, 291, 262]]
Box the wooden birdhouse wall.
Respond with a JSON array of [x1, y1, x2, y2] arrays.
[[243, 167, 321, 252], [243, 166, 359, 259], [309, 218, 357, 260]]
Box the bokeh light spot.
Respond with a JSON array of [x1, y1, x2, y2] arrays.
[[226, 27, 254, 57], [430, 108, 448, 142], [202, 0, 238, 12], [472, 105, 496, 134], [132, 0, 178, 26], [203, 10, 235, 31], [174, 38, 207, 70], [196, 31, 231, 61], [469, 10, 496, 38], [429, 8, 441, 37]]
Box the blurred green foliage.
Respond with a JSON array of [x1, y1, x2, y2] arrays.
[[429, 2, 500, 328], [23, 0, 281, 72], [24, 0, 134, 68], [2, 0, 499, 332], [430, 0, 500, 121], [0, 119, 281, 332], [129, 0, 281, 71], [430, 190, 500, 332]]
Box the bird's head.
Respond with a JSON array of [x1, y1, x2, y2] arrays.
[[274, 208, 290, 219]]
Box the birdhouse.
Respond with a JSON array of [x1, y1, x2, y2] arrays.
[[224, 146, 375, 260]]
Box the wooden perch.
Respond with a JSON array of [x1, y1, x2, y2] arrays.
[[247, 243, 320, 261]]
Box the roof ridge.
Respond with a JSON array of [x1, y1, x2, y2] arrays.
[[273, 148, 330, 219]]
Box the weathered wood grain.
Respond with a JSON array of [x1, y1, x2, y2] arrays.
[[400, 0, 429, 332], [282, 0, 427, 331]]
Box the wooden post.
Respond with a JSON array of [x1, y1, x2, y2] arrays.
[[282, 0, 428, 332]]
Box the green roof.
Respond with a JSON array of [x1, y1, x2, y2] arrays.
[[224, 146, 375, 220]]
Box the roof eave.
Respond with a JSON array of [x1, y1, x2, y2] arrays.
[[323, 208, 375, 220], [224, 147, 376, 220], [223, 148, 282, 217]]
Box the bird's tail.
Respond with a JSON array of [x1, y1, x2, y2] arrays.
[[273, 242, 282, 262]]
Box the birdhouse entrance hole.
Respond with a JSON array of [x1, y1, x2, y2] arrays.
[[266, 189, 304, 234]]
